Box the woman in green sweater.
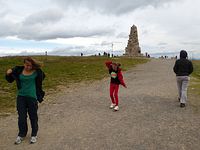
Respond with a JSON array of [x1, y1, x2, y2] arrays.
[[5, 57, 45, 144]]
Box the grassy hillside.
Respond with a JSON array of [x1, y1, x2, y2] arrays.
[[0, 56, 149, 115], [192, 60, 200, 81], [190, 60, 200, 110]]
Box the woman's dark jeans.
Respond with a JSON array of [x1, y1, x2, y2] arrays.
[[17, 96, 38, 137]]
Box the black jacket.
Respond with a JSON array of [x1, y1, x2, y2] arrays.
[[109, 68, 121, 85], [5, 66, 45, 102], [173, 59, 193, 76]]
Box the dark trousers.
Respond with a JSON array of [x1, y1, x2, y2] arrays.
[[17, 96, 38, 137]]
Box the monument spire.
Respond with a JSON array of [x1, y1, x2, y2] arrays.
[[125, 25, 142, 56]]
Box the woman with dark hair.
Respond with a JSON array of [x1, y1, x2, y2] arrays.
[[173, 50, 193, 108], [5, 57, 45, 144]]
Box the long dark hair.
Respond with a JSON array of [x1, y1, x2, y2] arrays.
[[24, 57, 41, 70]]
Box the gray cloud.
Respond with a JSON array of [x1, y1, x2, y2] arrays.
[[101, 41, 112, 46], [0, 1, 11, 20], [0, 19, 18, 37], [116, 32, 128, 38], [49, 46, 97, 56], [23, 9, 64, 25], [0, 21, 115, 41], [141, 30, 148, 35], [0, 0, 180, 41], [181, 42, 200, 45], [0, 4, 117, 41], [17, 26, 115, 40], [52, 0, 178, 15], [0, 8, 8, 17], [0, 7, 115, 40], [158, 42, 168, 46]]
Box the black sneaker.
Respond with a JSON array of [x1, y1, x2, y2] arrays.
[[180, 103, 185, 108]]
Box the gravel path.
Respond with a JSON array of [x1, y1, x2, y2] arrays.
[[1, 59, 200, 150]]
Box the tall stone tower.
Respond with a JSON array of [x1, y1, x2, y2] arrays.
[[125, 25, 142, 56]]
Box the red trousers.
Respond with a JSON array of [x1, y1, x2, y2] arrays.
[[110, 83, 119, 106]]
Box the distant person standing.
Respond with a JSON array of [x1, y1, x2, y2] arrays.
[[5, 57, 45, 144], [105, 61, 127, 111], [173, 50, 193, 107]]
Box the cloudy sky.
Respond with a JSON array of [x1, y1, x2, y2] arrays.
[[0, 0, 200, 58]]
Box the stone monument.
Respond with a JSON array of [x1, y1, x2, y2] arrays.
[[125, 25, 142, 56]]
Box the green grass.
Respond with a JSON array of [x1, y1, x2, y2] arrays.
[[0, 56, 149, 115], [191, 60, 200, 80], [189, 60, 200, 110]]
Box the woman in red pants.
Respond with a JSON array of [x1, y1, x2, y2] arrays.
[[105, 61, 127, 111]]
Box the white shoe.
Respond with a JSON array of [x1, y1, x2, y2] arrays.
[[110, 103, 116, 109], [14, 136, 24, 145], [114, 106, 119, 111], [30, 136, 37, 144]]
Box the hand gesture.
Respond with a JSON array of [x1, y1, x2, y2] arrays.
[[6, 69, 12, 75]]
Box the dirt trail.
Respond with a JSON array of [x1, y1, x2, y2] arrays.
[[1, 59, 200, 150]]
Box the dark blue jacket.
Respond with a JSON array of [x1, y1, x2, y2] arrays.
[[5, 66, 45, 103]]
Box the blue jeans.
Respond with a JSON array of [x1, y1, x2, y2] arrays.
[[17, 96, 38, 137]]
